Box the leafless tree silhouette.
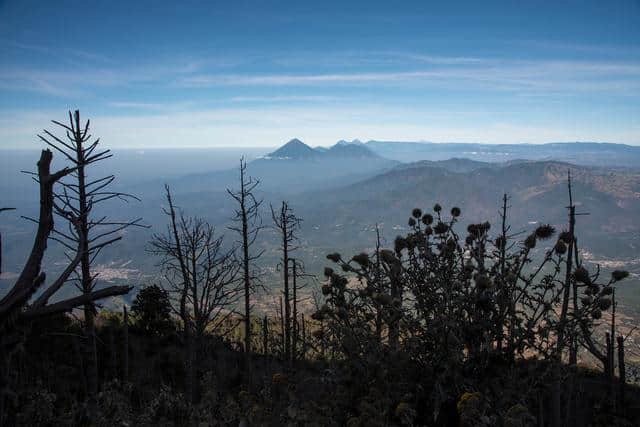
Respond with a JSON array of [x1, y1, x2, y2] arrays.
[[150, 185, 241, 402], [227, 157, 264, 383], [33, 110, 144, 398]]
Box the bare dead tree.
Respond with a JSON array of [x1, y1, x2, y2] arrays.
[[271, 201, 302, 363], [227, 157, 264, 382], [34, 110, 144, 398], [0, 150, 131, 424], [149, 185, 241, 402], [290, 258, 314, 363]]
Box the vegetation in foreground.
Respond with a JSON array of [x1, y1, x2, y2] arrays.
[[1, 112, 639, 426]]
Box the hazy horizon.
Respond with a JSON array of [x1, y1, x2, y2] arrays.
[[1, 0, 639, 149]]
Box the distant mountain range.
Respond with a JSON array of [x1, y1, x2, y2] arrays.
[[362, 140, 640, 167], [265, 138, 379, 160], [260, 138, 640, 168], [121, 138, 397, 196], [3, 139, 640, 311]]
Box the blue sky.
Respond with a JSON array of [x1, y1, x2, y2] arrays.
[[1, 0, 639, 148]]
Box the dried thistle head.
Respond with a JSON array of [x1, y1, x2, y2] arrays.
[[422, 214, 433, 225], [598, 298, 612, 311], [611, 270, 629, 281], [554, 240, 567, 255], [451, 207, 461, 217], [535, 224, 556, 240], [558, 230, 572, 244], [412, 208, 422, 219], [573, 267, 590, 284], [352, 252, 370, 267], [524, 234, 537, 249], [408, 217, 416, 227], [434, 221, 449, 234], [433, 203, 442, 213], [326, 253, 341, 263]]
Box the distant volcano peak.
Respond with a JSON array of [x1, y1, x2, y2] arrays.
[[267, 138, 318, 159], [266, 138, 381, 160]]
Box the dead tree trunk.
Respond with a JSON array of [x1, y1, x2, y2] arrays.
[[292, 259, 298, 363], [262, 316, 268, 355], [271, 201, 302, 365], [37, 110, 143, 398], [617, 335, 626, 416], [227, 157, 264, 387], [123, 306, 129, 383], [0, 148, 132, 423]]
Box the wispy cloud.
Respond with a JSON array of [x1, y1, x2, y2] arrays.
[[177, 59, 640, 95], [2, 46, 638, 98], [229, 95, 339, 103]]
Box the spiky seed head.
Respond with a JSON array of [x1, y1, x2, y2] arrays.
[[467, 224, 478, 236], [601, 287, 613, 296], [554, 240, 567, 255], [424, 226, 433, 236], [326, 253, 341, 263], [559, 231, 572, 244], [434, 221, 449, 234], [433, 203, 442, 213], [321, 284, 331, 296], [412, 208, 422, 218], [611, 270, 629, 281], [524, 234, 537, 249], [581, 296, 593, 306], [394, 236, 406, 254], [465, 235, 474, 245], [335, 276, 348, 289], [352, 252, 370, 267], [598, 298, 612, 311], [592, 309, 602, 320], [451, 207, 461, 217], [481, 221, 491, 233], [422, 214, 433, 225], [324, 267, 334, 277], [535, 224, 556, 240], [573, 267, 590, 284], [408, 217, 416, 227]]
